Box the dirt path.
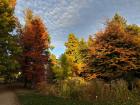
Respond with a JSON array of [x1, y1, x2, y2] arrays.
[[0, 85, 20, 105]]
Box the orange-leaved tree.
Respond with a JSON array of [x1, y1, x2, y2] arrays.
[[88, 14, 140, 85], [21, 9, 50, 87]]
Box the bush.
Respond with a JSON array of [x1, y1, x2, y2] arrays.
[[58, 79, 138, 102], [37, 82, 59, 96], [58, 77, 86, 99], [37, 79, 139, 104]]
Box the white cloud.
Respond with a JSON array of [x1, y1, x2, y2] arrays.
[[16, 0, 140, 57], [15, 0, 92, 57], [15, 0, 92, 32], [48, 0, 91, 28]]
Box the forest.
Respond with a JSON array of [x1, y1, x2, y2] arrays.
[[0, 0, 140, 105]]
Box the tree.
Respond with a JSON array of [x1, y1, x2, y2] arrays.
[[88, 14, 140, 86], [65, 34, 90, 76], [126, 24, 140, 36], [0, 0, 21, 82], [9, 0, 16, 8], [59, 54, 72, 79], [50, 53, 72, 80], [87, 35, 94, 47], [65, 34, 79, 62], [76, 38, 89, 75], [46, 54, 57, 82], [21, 10, 50, 87], [65, 33, 79, 76]]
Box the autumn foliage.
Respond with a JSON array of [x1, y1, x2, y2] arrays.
[[21, 10, 50, 85], [88, 14, 140, 82], [1, 0, 140, 95]]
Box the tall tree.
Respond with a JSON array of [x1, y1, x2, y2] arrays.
[[65, 33, 79, 76], [21, 10, 50, 87], [59, 53, 72, 79], [65, 34, 89, 76], [88, 14, 140, 85], [76, 38, 89, 75], [0, 0, 21, 82]]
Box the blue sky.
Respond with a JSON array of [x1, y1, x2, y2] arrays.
[[15, 0, 140, 57]]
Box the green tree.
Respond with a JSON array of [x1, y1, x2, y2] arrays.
[[0, 0, 21, 82], [76, 38, 89, 75], [59, 54, 72, 79], [65, 33, 79, 76], [65, 34, 90, 76], [51, 54, 72, 80]]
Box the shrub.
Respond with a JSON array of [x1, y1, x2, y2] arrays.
[[37, 78, 139, 104], [37, 82, 59, 96], [58, 77, 86, 99]]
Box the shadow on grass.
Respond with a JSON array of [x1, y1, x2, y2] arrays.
[[17, 91, 140, 105]]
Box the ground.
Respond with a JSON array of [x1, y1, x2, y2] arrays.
[[0, 85, 20, 105], [17, 89, 140, 105], [0, 84, 139, 105]]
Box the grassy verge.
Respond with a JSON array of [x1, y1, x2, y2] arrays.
[[17, 91, 140, 105], [17, 92, 93, 105]]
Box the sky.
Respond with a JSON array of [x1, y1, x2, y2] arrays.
[[15, 0, 140, 57]]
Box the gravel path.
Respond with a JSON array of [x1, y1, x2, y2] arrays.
[[0, 85, 20, 105]]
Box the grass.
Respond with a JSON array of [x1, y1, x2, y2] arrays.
[[0, 77, 4, 83], [17, 91, 140, 105], [17, 92, 93, 105]]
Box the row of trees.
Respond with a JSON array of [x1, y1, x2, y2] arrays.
[[0, 0, 50, 87], [51, 14, 140, 89], [0, 0, 140, 89], [0, 0, 21, 82]]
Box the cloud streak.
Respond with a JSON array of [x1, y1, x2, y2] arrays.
[[15, 0, 140, 57], [15, 0, 92, 57]]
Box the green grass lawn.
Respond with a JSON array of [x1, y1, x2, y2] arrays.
[[17, 91, 140, 105], [17, 93, 93, 105]]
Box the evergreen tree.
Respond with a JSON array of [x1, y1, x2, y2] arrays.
[[65, 33, 79, 76], [65, 34, 89, 76], [0, 0, 21, 82], [59, 53, 72, 79], [76, 38, 89, 75], [88, 14, 140, 84]]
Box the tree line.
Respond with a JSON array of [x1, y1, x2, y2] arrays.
[[0, 0, 140, 90]]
